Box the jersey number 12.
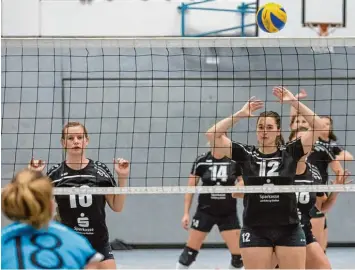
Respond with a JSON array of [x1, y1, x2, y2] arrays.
[[69, 185, 93, 208], [209, 165, 228, 182], [256, 160, 279, 177]]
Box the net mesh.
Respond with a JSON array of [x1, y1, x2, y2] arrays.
[[1, 37, 355, 195]]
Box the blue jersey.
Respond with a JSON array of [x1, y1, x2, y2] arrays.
[[1, 221, 103, 269]]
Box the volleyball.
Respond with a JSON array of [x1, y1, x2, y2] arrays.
[[256, 3, 287, 33]]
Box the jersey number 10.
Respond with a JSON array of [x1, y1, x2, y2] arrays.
[[209, 165, 228, 182], [69, 185, 93, 208]]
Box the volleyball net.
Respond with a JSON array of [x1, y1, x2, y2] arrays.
[[1, 37, 355, 193], [2, 37, 355, 248]]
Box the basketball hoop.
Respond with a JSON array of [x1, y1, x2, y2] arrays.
[[305, 22, 342, 37], [305, 22, 343, 54], [319, 23, 330, 36]]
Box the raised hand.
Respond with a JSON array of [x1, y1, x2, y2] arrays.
[[273, 86, 297, 104], [114, 158, 130, 179], [239, 96, 264, 117], [28, 158, 46, 172], [295, 89, 308, 100]]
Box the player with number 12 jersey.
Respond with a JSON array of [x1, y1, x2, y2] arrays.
[[205, 87, 327, 269]]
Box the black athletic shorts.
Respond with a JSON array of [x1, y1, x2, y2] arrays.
[[191, 210, 241, 233], [239, 224, 306, 248], [92, 242, 115, 261], [310, 206, 325, 218], [324, 218, 328, 229], [302, 223, 316, 245]]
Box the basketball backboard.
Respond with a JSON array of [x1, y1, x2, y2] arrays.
[[302, 0, 346, 27]]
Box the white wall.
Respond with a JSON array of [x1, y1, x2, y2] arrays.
[[2, 0, 258, 37], [2, 0, 353, 37], [2, 0, 352, 37]]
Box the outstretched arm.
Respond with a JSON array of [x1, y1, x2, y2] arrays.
[[290, 89, 307, 117], [289, 89, 308, 128], [273, 87, 326, 155], [205, 97, 263, 158]]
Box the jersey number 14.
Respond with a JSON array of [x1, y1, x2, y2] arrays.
[[209, 165, 228, 182]]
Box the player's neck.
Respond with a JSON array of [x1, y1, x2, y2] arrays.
[[65, 156, 89, 170], [319, 135, 329, 142], [258, 145, 278, 155], [211, 150, 225, 160]]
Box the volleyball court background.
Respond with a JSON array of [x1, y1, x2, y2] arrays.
[[1, 0, 355, 250]]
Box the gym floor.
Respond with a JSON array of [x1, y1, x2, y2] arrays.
[[113, 247, 355, 269]]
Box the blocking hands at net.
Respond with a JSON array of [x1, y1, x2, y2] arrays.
[[177, 148, 243, 269], [1, 169, 103, 269], [204, 86, 329, 269], [27, 121, 130, 270]]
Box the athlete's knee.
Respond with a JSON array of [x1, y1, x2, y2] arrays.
[[177, 246, 199, 268], [230, 254, 243, 269]]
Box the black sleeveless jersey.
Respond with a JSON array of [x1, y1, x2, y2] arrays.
[[307, 139, 343, 184], [47, 159, 116, 246], [191, 152, 242, 216], [294, 161, 324, 228], [232, 138, 305, 227]]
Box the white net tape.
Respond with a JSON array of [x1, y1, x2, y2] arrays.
[[52, 184, 355, 195], [2, 37, 355, 48]]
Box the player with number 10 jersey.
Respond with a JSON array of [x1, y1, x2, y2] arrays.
[[29, 122, 130, 269]]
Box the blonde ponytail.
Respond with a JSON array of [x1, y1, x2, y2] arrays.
[[2, 169, 53, 229]]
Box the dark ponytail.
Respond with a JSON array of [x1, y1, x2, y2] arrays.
[[276, 134, 285, 147], [321, 116, 337, 141]]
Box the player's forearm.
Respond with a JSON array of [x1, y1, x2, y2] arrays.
[[206, 111, 245, 139], [290, 105, 298, 120], [320, 193, 339, 213], [184, 194, 194, 214], [289, 100, 324, 131], [111, 177, 127, 212], [337, 150, 354, 161]]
